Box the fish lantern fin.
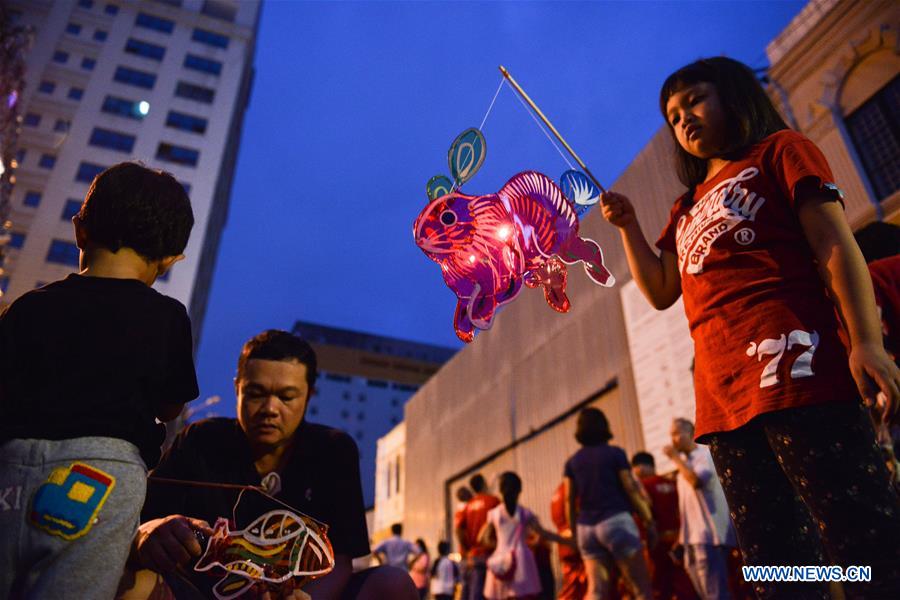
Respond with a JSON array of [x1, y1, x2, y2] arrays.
[[426, 175, 454, 201], [559, 169, 600, 217], [448, 128, 486, 186]]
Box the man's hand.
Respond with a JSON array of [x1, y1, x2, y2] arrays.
[[662, 445, 678, 459], [135, 515, 213, 573]]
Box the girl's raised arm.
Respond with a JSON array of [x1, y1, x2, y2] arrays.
[[600, 191, 682, 309]]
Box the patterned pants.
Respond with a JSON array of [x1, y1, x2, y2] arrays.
[[707, 402, 900, 600]]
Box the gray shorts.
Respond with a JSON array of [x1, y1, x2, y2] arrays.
[[576, 511, 643, 561], [0, 437, 147, 599]]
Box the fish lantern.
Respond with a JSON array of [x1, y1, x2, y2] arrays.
[[414, 128, 614, 343], [195, 509, 335, 600]]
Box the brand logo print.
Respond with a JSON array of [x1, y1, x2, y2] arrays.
[[734, 228, 755, 245], [676, 167, 766, 274]]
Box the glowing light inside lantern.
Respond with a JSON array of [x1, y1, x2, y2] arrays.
[[496, 225, 512, 241], [138, 101, 150, 116]]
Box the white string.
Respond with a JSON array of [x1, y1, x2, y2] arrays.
[[506, 80, 576, 171], [450, 78, 506, 194], [479, 77, 505, 132]]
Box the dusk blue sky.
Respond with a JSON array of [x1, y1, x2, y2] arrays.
[[194, 0, 805, 418]]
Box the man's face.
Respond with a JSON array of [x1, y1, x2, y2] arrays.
[[236, 359, 310, 449], [670, 422, 692, 453]]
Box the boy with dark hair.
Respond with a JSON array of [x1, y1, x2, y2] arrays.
[[0, 161, 199, 598]]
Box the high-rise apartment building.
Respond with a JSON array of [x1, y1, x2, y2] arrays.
[[3, 0, 260, 346], [292, 320, 456, 506]]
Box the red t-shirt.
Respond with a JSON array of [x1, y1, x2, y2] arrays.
[[640, 473, 680, 534], [656, 130, 858, 440], [461, 493, 500, 558], [869, 255, 900, 362]]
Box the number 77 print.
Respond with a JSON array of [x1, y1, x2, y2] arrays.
[[746, 330, 820, 388]]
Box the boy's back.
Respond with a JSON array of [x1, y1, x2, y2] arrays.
[[0, 161, 198, 599], [0, 273, 198, 467]]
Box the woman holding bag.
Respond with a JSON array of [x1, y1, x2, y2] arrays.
[[478, 472, 572, 600]]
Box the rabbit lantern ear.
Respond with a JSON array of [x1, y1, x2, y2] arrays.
[[426, 175, 454, 201], [448, 128, 486, 186]]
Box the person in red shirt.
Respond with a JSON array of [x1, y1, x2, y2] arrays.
[[454, 487, 474, 599], [631, 453, 697, 600], [551, 482, 588, 600], [600, 56, 900, 598], [455, 474, 500, 600], [854, 221, 900, 484]]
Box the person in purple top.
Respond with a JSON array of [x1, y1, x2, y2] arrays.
[[563, 408, 655, 600]]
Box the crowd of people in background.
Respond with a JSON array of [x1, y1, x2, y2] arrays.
[[385, 407, 759, 600]]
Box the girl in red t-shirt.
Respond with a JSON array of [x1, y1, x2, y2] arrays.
[[600, 56, 900, 598]]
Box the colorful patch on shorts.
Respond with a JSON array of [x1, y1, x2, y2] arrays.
[[29, 462, 116, 540]]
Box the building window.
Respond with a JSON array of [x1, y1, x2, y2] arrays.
[[93, 29, 108, 42], [52, 51, 69, 64], [102, 96, 146, 120], [66, 22, 82, 35], [39, 81, 55, 94], [183, 54, 222, 76], [180, 181, 191, 194], [390, 398, 399, 407], [81, 57, 96, 70], [78, 0, 94, 8], [357, 411, 365, 421], [156, 143, 199, 167], [309, 406, 319, 416], [0, 277, 9, 294], [62, 199, 83, 220], [23, 113, 40, 127], [39, 154, 57, 169], [47, 240, 80, 266], [89, 127, 136, 153], [15, 148, 25, 163], [326, 373, 352, 383], [191, 28, 229, 49], [355, 431, 364, 440], [174, 81, 215, 104], [24, 191, 42, 207], [846, 75, 900, 202], [9, 232, 25, 249], [54, 119, 70, 132], [201, 0, 237, 22], [165, 111, 207, 134], [114, 66, 156, 89], [104, 4, 119, 15], [76, 162, 107, 183], [135, 12, 175, 34], [366, 379, 388, 389], [391, 416, 399, 425], [340, 409, 349, 419], [68, 87, 84, 101], [125, 38, 166, 61]]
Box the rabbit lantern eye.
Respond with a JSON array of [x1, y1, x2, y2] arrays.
[[439, 210, 457, 226]]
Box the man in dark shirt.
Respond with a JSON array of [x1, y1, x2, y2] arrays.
[[125, 330, 416, 600]]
